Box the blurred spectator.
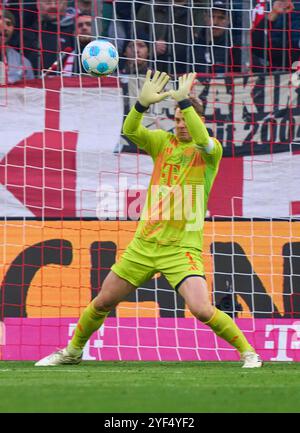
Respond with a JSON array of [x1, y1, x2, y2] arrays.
[[251, 0, 300, 72], [107, 1, 135, 55], [21, 0, 75, 77], [194, 0, 242, 74], [63, 12, 93, 75], [75, 1, 93, 14], [120, 38, 150, 75], [2, 0, 24, 48], [103, 1, 146, 37], [135, 0, 204, 76], [4, 1, 76, 48], [0, 8, 34, 83], [101, 1, 113, 37]]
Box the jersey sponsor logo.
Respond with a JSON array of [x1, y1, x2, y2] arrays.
[[161, 162, 181, 186]]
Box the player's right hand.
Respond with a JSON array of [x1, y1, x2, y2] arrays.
[[138, 70, 170, 108]]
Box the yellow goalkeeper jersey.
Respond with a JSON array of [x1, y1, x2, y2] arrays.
[[123, 105, 223, 249]]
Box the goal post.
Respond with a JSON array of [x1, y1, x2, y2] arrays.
[[0, 0, 300, 362]]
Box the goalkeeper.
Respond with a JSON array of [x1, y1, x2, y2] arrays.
[[36, 70, 262, 368]]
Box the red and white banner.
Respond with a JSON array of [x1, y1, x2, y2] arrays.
[[0, 77, 124, 217], [0, 75, 300, 218]]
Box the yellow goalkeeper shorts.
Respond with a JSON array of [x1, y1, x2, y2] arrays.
[[111, 236, 205, 290]]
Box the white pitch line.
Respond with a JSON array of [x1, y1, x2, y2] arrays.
[[0, 368, 187, 373], [0, 369, 140, 373]]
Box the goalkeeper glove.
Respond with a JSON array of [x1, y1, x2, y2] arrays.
[[169, 73, 197, 102], [138, 70, 170, 108]]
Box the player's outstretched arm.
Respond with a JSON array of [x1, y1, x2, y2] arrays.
[[122, 70, 170, 158], [169, 73, 210, 149]]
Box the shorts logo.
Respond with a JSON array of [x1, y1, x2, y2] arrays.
[[185, 251, 199, 270]]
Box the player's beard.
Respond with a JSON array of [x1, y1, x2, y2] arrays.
[[176, 131, 192, 142]]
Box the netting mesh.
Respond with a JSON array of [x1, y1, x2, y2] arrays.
[[0, 0, 300, 361]]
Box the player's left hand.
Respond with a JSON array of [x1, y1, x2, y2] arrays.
[[169, 73, 197, 102], [138, 70, 170, 108]]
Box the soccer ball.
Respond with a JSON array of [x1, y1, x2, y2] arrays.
[[81, 39, 119, 77]]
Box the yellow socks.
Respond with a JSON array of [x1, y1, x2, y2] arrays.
[[68, 301, 109, 353], [67, 303, 253, 356], [205, 308, 254, 354]]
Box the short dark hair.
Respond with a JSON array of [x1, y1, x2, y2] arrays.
[[77, 11, 92, 18], [212, 0, 228, 9], [176, 96, 204, 117], [2, 9, 16, 26]]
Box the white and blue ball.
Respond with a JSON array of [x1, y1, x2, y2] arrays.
[[81, 39, 119, 76]]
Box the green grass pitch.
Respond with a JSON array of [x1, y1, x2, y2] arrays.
[[0, 361, 300, 413]]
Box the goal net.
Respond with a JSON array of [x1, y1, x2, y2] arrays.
[[0, 0, 300, 362]]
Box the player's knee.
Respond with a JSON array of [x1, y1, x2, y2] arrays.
[[93, 294, 118, 312], [190, 304, 214, 323]]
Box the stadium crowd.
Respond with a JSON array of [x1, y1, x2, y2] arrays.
[[1, 0, 299, 83]]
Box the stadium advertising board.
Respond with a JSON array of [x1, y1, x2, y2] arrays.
[[0, 220, 299, 361]]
